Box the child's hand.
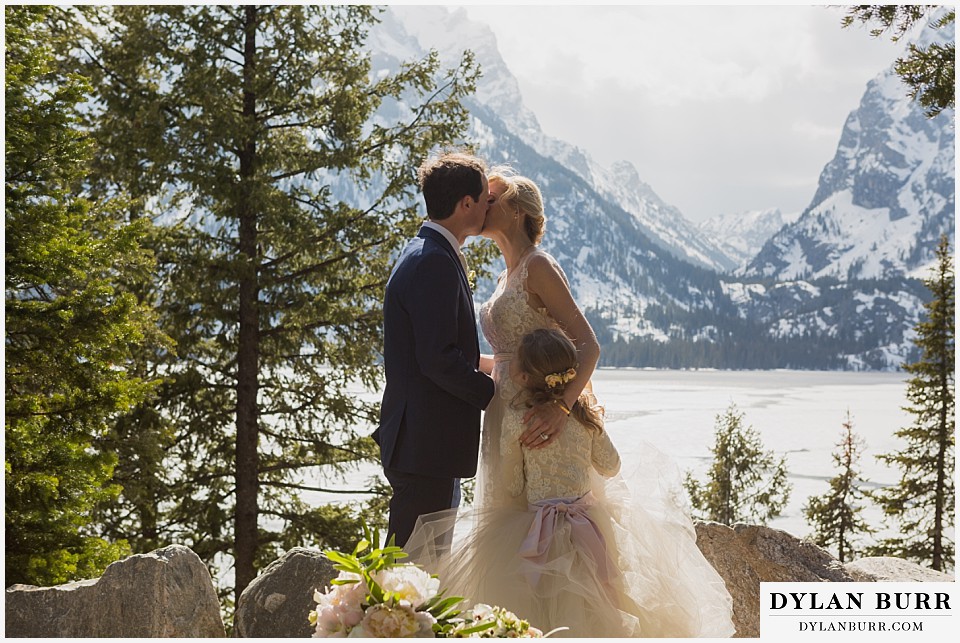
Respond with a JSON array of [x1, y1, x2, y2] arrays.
[[519, 401, 567, 449]]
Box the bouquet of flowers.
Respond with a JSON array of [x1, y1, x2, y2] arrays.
[[308, 525, 550, 638]]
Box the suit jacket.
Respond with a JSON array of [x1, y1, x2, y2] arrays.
[[374, 226, 495, 478]]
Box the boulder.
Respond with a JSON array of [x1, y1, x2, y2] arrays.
[[5, 545, 224, 637], [694, 522, 856, 638], [844, 556, 954, 582], [233, 547, 337, 638]]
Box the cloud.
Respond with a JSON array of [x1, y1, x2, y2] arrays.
[[481, 6, 833, 105], [791, 119, 847, 142], [460, 4, 903, 222]]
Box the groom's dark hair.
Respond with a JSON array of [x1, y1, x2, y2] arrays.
[[417, 151, 487, 220]]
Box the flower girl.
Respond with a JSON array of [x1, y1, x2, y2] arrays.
[[407, 329, 736, 637]]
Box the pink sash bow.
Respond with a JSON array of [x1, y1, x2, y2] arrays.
[[518, 492, 619, 602]]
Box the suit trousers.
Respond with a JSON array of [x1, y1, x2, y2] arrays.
[[384, 467, 460, 549]]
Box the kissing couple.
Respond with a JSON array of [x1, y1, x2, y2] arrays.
[[373, 151, 735, 637]]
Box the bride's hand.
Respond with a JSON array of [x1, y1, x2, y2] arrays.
[[519, 401, 567, 449], [479, 354, 495, 375]]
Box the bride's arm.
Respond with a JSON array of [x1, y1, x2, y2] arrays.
[[479, 354, 495, 375], [518, 255, 601, 449]]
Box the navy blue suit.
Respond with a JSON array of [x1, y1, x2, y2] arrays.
[[374, 225, 495, 546]]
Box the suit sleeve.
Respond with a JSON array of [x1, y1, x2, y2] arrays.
[[406, 252, 494, 409]]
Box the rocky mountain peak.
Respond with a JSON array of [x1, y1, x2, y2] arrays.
[[742, 13, 954, 281]]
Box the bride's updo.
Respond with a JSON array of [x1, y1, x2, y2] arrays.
[[488, 166, 546, 245]]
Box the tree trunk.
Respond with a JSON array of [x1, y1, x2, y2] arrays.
[[932, 353, 948, 571], [931, 259, 951, 572], [234, 4, 261, 601]]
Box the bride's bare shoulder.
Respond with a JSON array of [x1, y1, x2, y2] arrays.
[[525, 250, 568, 287]]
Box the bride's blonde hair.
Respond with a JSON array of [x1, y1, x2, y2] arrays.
[[514, 328, 605, 433], [488, 166, 546, 245]]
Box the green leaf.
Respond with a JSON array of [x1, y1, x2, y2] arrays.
[[352, 538, 370, 556], [455, 621, 497, 635], [424, 593, 464, 619]]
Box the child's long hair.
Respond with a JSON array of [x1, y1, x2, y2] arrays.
[[514, 328, 604, 433]]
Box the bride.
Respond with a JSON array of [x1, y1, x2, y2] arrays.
[[406, 168, 735, 638]]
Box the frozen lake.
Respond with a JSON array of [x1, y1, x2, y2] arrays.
[[312, 368, 926, 547], [592, 368, 911, 541]]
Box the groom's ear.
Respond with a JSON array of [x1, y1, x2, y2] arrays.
[[453, 194, 475, 217]]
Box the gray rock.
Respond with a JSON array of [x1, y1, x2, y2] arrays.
[[695, 522, 857, 638], [233, 547, 337, 638], [844, 557, 954, 582], [5, 545, 224, 637]]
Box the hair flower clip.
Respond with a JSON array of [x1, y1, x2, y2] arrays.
[[544, 367, 577, 389]]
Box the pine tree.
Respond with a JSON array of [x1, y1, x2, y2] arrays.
[[842, 6, 955, 117], [60, 4, 483, 601], [4, 5, 160, 585], [868, 234, 954, 571], [803, 410, 874, 563], [684, 403, 791, 525]]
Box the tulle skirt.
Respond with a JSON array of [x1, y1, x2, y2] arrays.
[[405, 445, 736, 638]]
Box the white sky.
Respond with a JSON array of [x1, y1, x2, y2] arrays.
[[456, 3, 910, 223]]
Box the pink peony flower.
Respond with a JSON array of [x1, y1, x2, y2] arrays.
[[414, 610, 438, 637], [315, 605, 347, 637], [357, 603, 420, 638], [311, 572, 367, 637]]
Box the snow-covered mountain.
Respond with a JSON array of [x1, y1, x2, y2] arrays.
[[357, 6, 943, 370], [743, 17, 954, 281], [698, 208, 801, 270], [388, 5, 737, 273]]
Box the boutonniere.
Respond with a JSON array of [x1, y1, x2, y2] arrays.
[[467, 270, 476, 290]]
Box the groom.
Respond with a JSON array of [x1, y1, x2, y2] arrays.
[[374, 151, 496, 548]]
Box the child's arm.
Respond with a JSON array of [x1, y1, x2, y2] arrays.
[[500, 409, 527, 497], [591, 429, 621, 477]]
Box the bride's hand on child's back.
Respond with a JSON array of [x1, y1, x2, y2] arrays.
[[519, 401, 567, 449]]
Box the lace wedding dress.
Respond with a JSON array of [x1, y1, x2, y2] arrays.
[[406, 250, 735, 638], [474, 249, 565, 513]]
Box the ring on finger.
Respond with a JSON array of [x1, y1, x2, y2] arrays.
[[539, 432, 549, 441]]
